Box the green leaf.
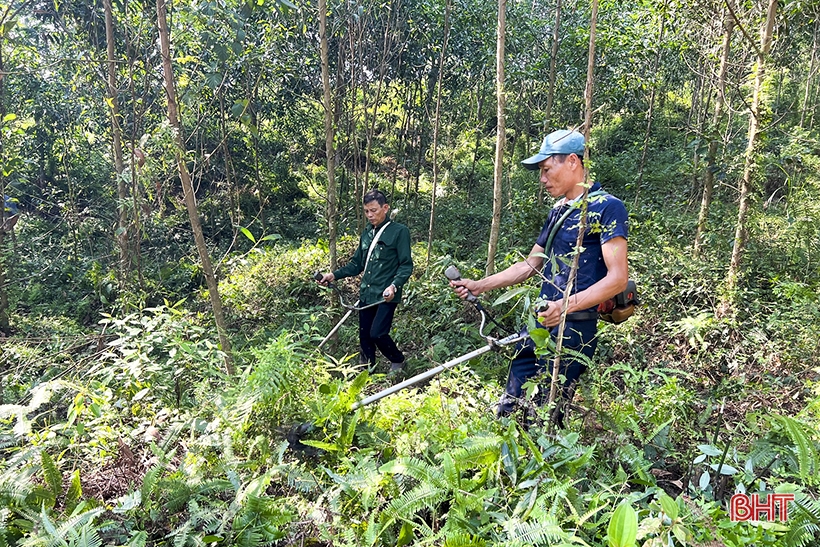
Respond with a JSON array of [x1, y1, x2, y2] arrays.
[[65, 470, 82, 514], [300, 439, 338, 452], [698, 471, 711, 490], [529, 328, 550, 348], [608, 502, 638, 547], [239, 226, 256, 243], [41, 451, 62, 500], [710, 463, 738, 475], [658, 493, 678, 521], [113, 491, 142, 513], [672, 524, 689, 544], [493, 286, 530, 306], [396, 522, 414, 547], [697, 444, 722, 457], [773, 414, 818, 480]]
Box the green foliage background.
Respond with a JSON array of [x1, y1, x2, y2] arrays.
[[2, 0, 820, 546]]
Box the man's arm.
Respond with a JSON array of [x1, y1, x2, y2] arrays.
[[536, 236, 628, 326], [332, 234, 366, 281], [450, 244, 545, 299]]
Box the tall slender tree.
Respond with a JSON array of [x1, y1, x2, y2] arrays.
[[103, 0, 130, 284], [156, 0, 233, 373], [633, 0, 669, 205], [426, 0, 452, 270], [694, 8, 734, 254], [486, 0, 506, 276], [319, 0, 339, 270], [538, 0, 563, 205], [723, 0, 778, 311], [547, 0, 599, 429]]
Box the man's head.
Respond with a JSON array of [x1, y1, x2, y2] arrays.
[[521, 129, 585, 170], [522, 130, 586, 199], [363, 189, 390, 226]]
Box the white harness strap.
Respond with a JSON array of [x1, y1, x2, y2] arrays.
[[364, 221, 391, 272]]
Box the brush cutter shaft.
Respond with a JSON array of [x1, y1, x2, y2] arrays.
[[318, 308, 355, 349], [351, 332, 526, 409]]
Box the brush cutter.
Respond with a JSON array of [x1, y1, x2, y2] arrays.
[[443, 265, 513, 337], [313, 272, 385, 349], [351, 330, 525, 409], [287, 266, 526, 451], [349, 265, 523, 409]]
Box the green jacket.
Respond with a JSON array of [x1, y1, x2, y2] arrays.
[[333, 220, 413, 305]]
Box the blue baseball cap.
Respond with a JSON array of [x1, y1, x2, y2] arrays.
[[521, 129, 585, 170]]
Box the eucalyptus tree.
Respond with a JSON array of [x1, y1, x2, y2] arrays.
[[800, 15, 820, 129], [723, 0, 778, 311], [486, 0, 507, 276], [694, 6, 734, 255], [103, 0, 130, 283], [155, 0, 233, 372], [633, 0, 669, 203], [547, 0, 599, 431], [320, 0, 339, 269], [426, 0, 452, 270], [0, 0, 33, 335]]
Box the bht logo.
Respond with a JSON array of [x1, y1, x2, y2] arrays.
[[729, 493, 795, 522]]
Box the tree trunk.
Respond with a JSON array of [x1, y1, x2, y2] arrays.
[[426, 0, 451, 271], [723, 0, 777, 312], [348, 14, 364, 231], [391, 78, 410, 201], [633, 0, 668, 206], [547, 0, 598, 428], [538, 0, 563, 206], [800, 17, 819, 129], [363, 3, 395, 192], [486, 0, 506, 276], [467, 79, 486, 205], [104, 0, 130, 286], [543, 0, 562, 133], [156, 0, 233, 373], [320, 0, 339, 270], [694, 10, 733, 254]]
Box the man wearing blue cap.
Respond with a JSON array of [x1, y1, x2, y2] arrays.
[[450, 129, 629, 425]]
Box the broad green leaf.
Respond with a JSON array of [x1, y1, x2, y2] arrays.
[[608, 502, 638, 547], [672, 524, 689, 544], [658, 493, 678, 520], [300, 439, 338, 451], [699, 471, 711, 490], [529, 328, 550, 347], [697, 444, 722, 457], [113, 491, 142, 513], [710, 463, 738, 475], [396, 522, 414, 547]]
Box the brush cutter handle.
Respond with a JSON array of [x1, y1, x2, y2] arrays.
[[444, 265, 478, 303], [314, 271, 338, 290]]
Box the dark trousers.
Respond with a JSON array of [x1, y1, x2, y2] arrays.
[[358, 302, 404, 365], [498, 320, 598, 423]]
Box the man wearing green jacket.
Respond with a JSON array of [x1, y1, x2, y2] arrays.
[[317, 189, 413, 372]]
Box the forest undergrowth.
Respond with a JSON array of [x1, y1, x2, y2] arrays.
[[3, 190, 820, 547]]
